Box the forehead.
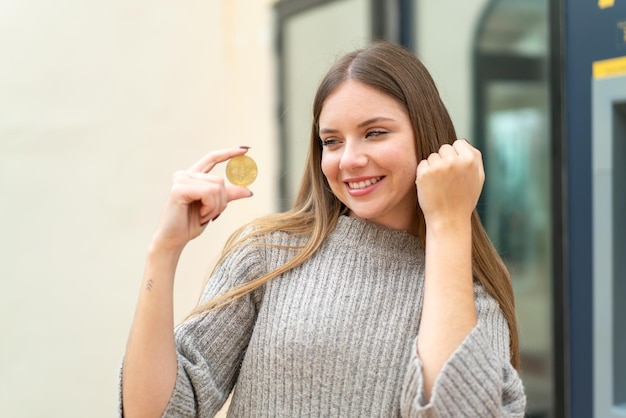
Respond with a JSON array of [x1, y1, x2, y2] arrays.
[[319, 80, 406, 125]]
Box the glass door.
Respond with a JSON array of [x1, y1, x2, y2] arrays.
[[474, 0, 558, 416]]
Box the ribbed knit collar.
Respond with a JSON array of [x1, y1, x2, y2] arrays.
[[329, 215, 423, 259]]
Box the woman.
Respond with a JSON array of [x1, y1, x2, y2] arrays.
[[121, 40, 526, 417]]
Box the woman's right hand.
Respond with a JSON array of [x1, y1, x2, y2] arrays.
[[151, 147, 254, 252]]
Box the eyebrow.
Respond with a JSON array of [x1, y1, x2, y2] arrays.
[[319, 117, 396, 134]]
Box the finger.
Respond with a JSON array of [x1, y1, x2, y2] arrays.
[[196, 199, 220, 226], [199, 204, 224, 226], [189, 146, 250, 173], [184, 172, 224, 183], [437, 143, 457, 160], [452, 138, 476, 157], [171, 173, 224, 199], [426, 152, 441, 165], [453, 139, 485, 181], [197, 186, 253, 224], [200, 214, 220, 227], [454, 139, 484, 170], [199, 210, 222, 225], [198, 183, 227, 217], [415, 159, 430, 182]]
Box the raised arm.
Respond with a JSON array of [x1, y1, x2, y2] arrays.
[[414, 139, 484, 401], [121, 147, 253, 418]]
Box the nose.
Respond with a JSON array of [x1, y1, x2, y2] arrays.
[[339, 139, 368, 171]]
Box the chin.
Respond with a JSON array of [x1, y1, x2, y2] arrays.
[[347, 208, 381, 221]]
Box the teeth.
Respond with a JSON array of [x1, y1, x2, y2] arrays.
[[348, 177, 382, 189]]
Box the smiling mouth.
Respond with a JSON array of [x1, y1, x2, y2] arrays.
[[346, 176, 384, 189]]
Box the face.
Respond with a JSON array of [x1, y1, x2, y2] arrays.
[[319, 80, 419, 234]]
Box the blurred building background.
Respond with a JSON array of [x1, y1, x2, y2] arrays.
[[0, 0, 623, 417]]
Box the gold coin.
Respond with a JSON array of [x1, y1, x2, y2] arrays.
[[226, 155, 258, 186]]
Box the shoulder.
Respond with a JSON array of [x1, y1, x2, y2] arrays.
[[231, 224, 309, 252], [218, 222, 309, 272]]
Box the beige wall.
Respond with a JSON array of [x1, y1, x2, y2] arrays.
[[0, 1, 276, 416]]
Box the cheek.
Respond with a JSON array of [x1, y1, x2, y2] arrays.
[[320, 153, 337, 182], [390, 153, 418, 183], [405, 161, 418, 181], [379, 146, 417, 175]]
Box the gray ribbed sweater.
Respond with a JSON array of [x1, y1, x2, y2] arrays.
[[125, 216, 526, 417]]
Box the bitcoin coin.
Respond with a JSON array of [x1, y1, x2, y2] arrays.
[[226, 155, 258, 186]]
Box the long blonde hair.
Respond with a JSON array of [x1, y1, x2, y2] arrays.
[[189, 41, 520, 370]]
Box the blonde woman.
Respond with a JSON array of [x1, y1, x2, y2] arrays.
[[121, 41, 526, 417]]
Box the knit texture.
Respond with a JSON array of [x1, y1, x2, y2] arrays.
[[121, 215, 526, 417]]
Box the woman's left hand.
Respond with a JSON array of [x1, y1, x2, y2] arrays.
[[415, 139, 485, 227]]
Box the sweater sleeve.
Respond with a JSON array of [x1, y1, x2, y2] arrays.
[[400, 284, 526, 418], [160, 239, 267, 417], [118, 234, 267, 418]]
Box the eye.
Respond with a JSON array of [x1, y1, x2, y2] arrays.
[[321, 137, 341, 147], [365, 130, 388, 138]]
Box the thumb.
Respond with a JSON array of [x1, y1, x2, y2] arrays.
[[226, 186, 254, 202]]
